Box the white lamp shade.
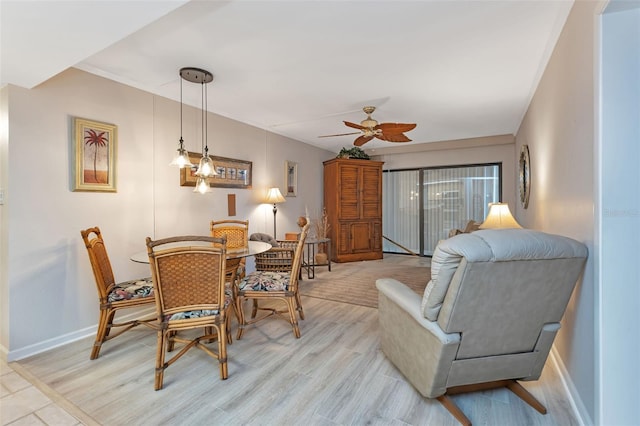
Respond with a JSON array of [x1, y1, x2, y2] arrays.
[[479, 203, 522, 229], [265, 187, 286, 204]]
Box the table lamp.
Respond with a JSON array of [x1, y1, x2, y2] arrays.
[[479, 203, 522, 229], [265, 187, 286, 238]]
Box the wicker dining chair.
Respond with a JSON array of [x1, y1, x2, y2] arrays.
[[80, 227, 157, 360], [210, 219, 249, 283], [236, 223, 310, 339], [146, 235, 229, 390], [210, 219, 249, 338]]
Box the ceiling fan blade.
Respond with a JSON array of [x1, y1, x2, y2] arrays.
[[354, 135, 374, 147], [375, 132, 412, 142], [375, 122, 417, 133], [344, 121, 366, 130], [318, 132, 360, 138]]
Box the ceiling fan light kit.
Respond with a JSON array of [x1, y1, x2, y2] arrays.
[[319, 106, 417, 147]]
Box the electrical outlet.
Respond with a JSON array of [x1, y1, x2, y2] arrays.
[[0, 189, 4, 205]]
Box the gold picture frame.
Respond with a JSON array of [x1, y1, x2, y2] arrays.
[[73, 117, 117, 192], [285, 160, 298, 197], [180, 151, 252, 189]]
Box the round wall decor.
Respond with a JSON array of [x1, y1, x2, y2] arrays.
[[519, 145, 531, 209]]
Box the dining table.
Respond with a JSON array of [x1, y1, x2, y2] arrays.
[[131, 239, 272, 340], [129, 240, 271, 264]]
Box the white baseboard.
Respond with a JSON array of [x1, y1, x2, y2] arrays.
[[550, 346, 593, 426], [5, 307, 156, 362]]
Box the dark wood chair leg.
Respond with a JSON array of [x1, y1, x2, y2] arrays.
[[506, 380, 547, 414], [437, 395, 472, 426]]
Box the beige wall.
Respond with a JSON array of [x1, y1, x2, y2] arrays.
[[515, 1, 601, 423], [0, 68, 333, 359]]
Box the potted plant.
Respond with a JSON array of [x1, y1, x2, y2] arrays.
[[337, 146, 370, 160]]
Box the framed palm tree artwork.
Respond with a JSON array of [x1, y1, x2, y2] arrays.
[[73, 117, 117, 192]]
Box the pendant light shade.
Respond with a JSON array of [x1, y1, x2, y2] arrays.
[[195, 147, 215, 178], [169, 139, 193, 168], [194, 176, 211, 194]]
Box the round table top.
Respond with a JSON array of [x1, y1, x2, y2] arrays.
[[130, 240, 272, 264]]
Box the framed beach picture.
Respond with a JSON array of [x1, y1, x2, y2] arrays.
[[180, 151, 252, 189], [285, 160, 297, 197], [73, 117, 117, 192]]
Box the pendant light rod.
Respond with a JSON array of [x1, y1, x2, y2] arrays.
[[169, 69, 194, 168]]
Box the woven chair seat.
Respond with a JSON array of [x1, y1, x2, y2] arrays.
[[239, 271, 290, 292], [165, 292, 232, 321], [107, 277, 154, 302]]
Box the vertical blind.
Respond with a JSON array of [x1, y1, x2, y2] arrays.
[[383, 164, 501, 256]]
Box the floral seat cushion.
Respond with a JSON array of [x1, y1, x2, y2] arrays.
[[108, 277, 154, 302], [239, 271, 290, 292], [165, 290, 232, 321]]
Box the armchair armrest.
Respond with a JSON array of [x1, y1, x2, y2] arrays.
[[376, 278, 460, 398], [376, 279, 460, 345]]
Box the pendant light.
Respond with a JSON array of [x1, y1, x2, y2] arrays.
[[176, 67, 216, 194], [169, 71, 193, 168]]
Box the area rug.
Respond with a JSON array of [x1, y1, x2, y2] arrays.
[[298, 260, 430, 308]]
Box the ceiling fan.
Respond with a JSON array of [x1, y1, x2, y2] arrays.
[[319, 106, 417, 147]]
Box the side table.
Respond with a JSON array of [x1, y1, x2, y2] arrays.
[[302, 237, 331, 279]]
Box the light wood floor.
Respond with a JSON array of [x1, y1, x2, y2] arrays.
[[9, 256, 579, 426]]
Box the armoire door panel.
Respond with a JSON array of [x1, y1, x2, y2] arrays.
[[350, 222, 372, 253]]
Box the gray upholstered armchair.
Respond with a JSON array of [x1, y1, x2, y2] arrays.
[[376, 229, 588, 426]]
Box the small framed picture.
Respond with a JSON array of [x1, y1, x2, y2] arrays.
[[285, 160, 297, 197], [73, 117, 117, 192]]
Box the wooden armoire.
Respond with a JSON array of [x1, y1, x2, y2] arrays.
[[323, 158, 384, 263]]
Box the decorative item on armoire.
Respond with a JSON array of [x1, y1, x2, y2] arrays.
[[336, 146, 370, 160]]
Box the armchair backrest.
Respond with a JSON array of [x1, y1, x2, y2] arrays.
[[422, 229, 588, 360]]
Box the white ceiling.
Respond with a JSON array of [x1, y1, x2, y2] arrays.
[[1, 0, 573, 153]]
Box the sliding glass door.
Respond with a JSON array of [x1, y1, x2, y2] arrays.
[[383, 164, 501, 256]]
